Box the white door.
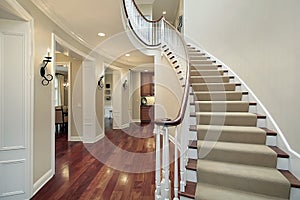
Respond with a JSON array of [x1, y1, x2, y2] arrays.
[[0, 19, 32, 199]]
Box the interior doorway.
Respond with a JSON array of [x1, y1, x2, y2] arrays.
[[103, 65, 122, 131], [53, 62, 70, 139]]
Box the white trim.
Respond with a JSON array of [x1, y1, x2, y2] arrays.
[[56, 61, 72, 140], [4, 0, 33, 21], [32, 169, 53, 197], [51, 33, 96, 184], [2, 1, 35, 198], [83, 133, 104, 144], [121, 123, 130, 129], [131, 119, 141, 123], [69, 136, 82, 142], [54, 35, 95, 62], [30, 0, 94, 50]]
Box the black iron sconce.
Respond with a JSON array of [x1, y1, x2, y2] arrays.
[[40, 51, 53, 86], [97, 75, 104, 90], [123, 79, 128, 89]]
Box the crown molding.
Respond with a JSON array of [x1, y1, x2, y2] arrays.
[[30, 0, 94, 50]]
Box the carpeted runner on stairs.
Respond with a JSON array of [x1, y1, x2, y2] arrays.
[[188, 46, 291, 200]]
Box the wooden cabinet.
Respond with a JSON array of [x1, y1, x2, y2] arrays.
[[140, 106, 154, 123], [141, 72, 154, 96]]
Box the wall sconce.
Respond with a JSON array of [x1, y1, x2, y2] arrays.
[[123, 79, 128, 89], [40, 49, 53, 86], [97, 75, 104, 90]]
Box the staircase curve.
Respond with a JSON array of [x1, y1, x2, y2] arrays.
[[122, 1, 300, 200]]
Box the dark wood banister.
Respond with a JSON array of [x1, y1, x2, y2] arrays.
[[123, 0, 190, 127], [123, 0, 162, 47], [154, 22, 190, 126]]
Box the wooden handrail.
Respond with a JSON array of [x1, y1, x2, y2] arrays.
[[123, 0, 190, 127], [155, 19, 190, 127], [131, 0, 163, 23]]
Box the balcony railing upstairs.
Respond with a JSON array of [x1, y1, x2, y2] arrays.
[[123, 1, 191, 199]]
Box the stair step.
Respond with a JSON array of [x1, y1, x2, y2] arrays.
[[191, 64, 221, 70], [188, 52, 206, 56], [191, 69, 228, 76], [188, 142, 287, 160], [190, 125, 267, 144], [196, 141, 277, 167], [269, 146, 290, 158], [189, 56, 210, 60], [279, 170, 300, 188], [193, 101, 250, 112], [195, 182, 289, 200], [191, 60, 216, 65], [196, 160, 290, 198], [193, 91, 246, 101], [260, 128, 277, 136], [179, 181, 197, 199], [191, 83, 238, 91], [191, 112, 258, 126], [191, 76, 230, 83]]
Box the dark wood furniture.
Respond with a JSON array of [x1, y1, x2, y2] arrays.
[[140, 105, 154, 123], [141, 72, 154, 96]]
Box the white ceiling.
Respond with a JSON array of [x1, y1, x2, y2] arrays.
[[29, 0, 179, 67]]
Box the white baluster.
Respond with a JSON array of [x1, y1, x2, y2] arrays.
[[155, 125, 161, 200], [174, 127, 179, 200], [164, 126, 170, 200], [180, 124, 186, 192]]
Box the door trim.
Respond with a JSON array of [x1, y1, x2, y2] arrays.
[[3, 0, 34, 198], [51, 33, 95, 176]]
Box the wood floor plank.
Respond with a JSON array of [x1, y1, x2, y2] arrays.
[[31, 121, 162, 200]]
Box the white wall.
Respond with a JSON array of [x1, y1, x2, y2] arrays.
[[184, 0, 300, 177]]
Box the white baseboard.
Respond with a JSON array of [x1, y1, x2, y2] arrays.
[[83, 133, 104, 144], [69, 136, 82, 141], [121, 123, 130, 129], [94, 133, 105, 143], [131, 119, 140, 123], [32, 169, 53, 197]]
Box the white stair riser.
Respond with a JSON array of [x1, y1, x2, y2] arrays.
[[266, 135, 277, 146], [191, 116, 266, 128], [291, 188, 300, 200], [189, 131, 277, 146], [180, 196, 194, 200]]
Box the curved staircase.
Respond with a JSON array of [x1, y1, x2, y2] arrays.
[[175, 45, 300, 200]]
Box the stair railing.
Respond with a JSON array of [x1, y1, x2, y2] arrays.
[[123, 1, 190, 199]]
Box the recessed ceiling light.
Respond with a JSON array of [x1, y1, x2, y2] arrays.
[[144, 70, 149, 72], [98, 32, 106, 37], [125, 54, 130, 57], [162, 11, 167, 15]]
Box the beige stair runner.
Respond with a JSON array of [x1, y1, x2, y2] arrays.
[[188, 47, 291, 199]]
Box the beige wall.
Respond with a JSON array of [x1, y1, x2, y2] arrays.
[[16, 0, 92, 183], [137, 4, 153, 20], [184, 0, 300, 176], [155, 55, 182, 137], [131, 71, 141, 121]]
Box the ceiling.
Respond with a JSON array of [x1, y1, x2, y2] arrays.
[[30, 0, 179, 68]]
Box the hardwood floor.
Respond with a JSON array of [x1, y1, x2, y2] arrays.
[[31, 120, 158, 200]]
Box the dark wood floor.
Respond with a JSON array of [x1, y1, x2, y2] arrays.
[[31, 120, 158, 200]]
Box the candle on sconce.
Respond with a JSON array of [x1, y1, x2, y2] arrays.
[[47, 48, 51, 57]]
